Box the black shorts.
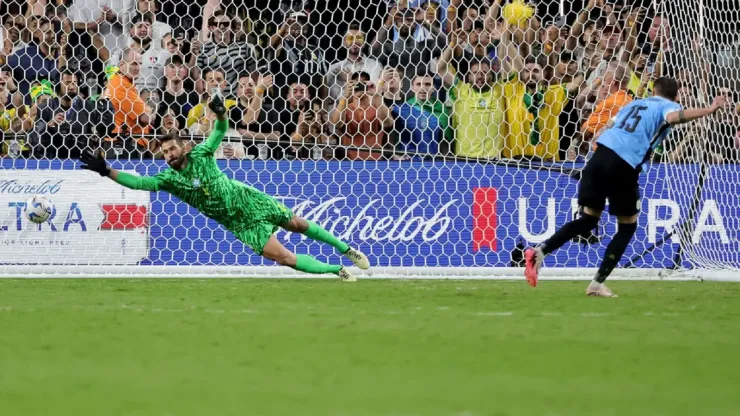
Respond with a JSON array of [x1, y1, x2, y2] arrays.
[[578, 146, 641, 217]]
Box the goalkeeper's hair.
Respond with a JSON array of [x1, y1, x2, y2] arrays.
[[159, 133, 185, 146], [654, 77, 680, 101]]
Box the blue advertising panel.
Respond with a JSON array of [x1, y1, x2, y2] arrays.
[[1, 159, 738, 269]]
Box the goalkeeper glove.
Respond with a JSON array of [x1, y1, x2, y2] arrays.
[[80, 149, 110, 177], [208, 91, 227, 117]]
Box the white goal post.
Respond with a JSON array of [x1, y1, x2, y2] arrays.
[[0, 0, 738, 280]]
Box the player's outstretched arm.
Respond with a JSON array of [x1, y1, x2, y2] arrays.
[[80, 150, 160, 191], [665, 95, 727, 125], [199, 94, 229, 154]]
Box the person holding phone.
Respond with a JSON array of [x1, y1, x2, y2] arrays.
[[330, 71, 393, 160], [627, 44, 657, 98], [269, 11, 327, 100], [136, 0, 174, 49]]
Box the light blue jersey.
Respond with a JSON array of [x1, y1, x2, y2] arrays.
[[597, 96, 682, 168]]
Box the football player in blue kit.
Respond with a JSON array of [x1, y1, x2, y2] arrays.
[[524, 77, 728, 296]]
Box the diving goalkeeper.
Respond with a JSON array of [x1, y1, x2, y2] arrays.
[[79, 94, 369, 281]]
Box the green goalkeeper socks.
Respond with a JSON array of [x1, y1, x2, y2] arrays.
[[295, 254, 342, 275], [304, 221, 350, 253]]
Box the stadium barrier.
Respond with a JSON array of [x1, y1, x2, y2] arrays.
[[1, 158, 738, 280]]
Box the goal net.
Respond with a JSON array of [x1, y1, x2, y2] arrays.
[[0, 0, 738, 279]]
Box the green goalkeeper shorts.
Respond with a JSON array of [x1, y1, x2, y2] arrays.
[[229, 189, 294, 255]]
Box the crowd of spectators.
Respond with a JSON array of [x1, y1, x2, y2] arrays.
[[0, 0, 738, 163]]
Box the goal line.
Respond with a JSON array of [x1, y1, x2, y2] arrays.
[[2, 265, 734, 281]]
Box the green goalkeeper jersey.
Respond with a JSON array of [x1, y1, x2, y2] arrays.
[[113, 119, 289, 232]]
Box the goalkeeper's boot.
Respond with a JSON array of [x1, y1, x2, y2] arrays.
[[524, 247, 544, 287], [586, 282, 618, 297], [338, 267, 356, 282], [343, 247, 370, 270]]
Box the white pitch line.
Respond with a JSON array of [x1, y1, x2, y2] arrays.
[[234, 309, 259, 314], [436, 306, 450, 310], [541, 312, 562, 316], [581, 312, 610, 317], [475, 312, 513, 316]]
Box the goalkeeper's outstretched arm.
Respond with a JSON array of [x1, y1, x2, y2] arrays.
[[198, 95, 229, 154], [108, 169, 161, 191], [79, 149, 161, 191], [665, 95, 727, 125]]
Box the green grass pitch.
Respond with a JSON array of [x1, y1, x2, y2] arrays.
[[1, 279, 739, 416]]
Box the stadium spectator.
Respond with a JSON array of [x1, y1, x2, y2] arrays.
[[230, 72, 280, 144], [584, 8, 644, 86], [326, 23, 383, 103], [1, 12, 24, 54], [503, 57, 583, 161], [110, 13, 170, 91], [158, 106, 179, 136], [416, 0, 443, 33], [142, 87, 159, 101], [377, 66, 405, 107], [30, 79, 57, 107], [648, 14, 671, 52], [0, 84, 31, 157], [105, 47, 152, 145], [0, 65, 22, 108], [195, 10, 259, 97], [371, 6, 446, 83], [230, 79, 306, 160], [556, 51, 584, 160], [627, 43, 663, 99], [269, 11, 327, 99], [0, 32, 10, 68], [565, 0, 602, 64], [453, 21, 493, 80], [231, 12, 249, 44], [187, 67, 237, 136], [0, 83, 30, 132], [165, 36, 183, 58], [64, 14, 110, 98], [555, 51, 581, 84], [67, 0, 133, 60], [291, 99, 332, 159], [540, 22, 565, 56], [331, 73, 393, 160], [31, 69, 97, 159], [213, 139, 248, 159], [446, 0, 480, 34], [436, 30, 511, 159], [275, 81, 312, 158], [581, 61, 632, 143], [136, 0, 173, 49], [158, 55, 199, 131], [392, 71, 450, 158], [709, 88, 740, 163], [7, 17, 64, 105]]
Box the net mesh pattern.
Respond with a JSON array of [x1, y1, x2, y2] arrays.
[[0, 0, 738, 277]]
